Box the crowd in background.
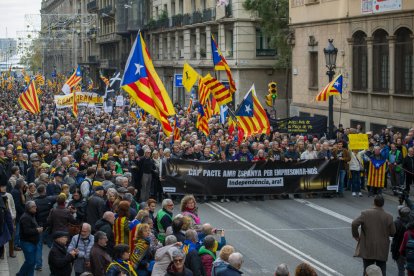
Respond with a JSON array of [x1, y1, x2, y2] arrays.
[[0, 82, 414, 275]]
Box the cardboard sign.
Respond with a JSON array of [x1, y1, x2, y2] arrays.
[[349, 134, 369, 150]]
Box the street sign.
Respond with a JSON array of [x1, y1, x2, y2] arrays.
[[174, 74, 183, 87]]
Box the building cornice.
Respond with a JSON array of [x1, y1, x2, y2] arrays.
[[289, 10, 414, 28]]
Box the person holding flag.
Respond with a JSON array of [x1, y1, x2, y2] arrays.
[[363, 146, 388, 196]]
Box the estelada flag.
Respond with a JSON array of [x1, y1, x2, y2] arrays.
[[18, 81, 40, 114], [367, 157, 387, 188]]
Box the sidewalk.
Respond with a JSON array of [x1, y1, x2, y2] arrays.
[[0, 254, 9, 275]]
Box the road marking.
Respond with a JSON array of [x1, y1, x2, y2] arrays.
[[223, 226, 351, 232], [206, 202, 343, 276], [294, 199, 353, 224]]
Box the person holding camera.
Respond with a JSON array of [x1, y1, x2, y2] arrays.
[[48, 231, 79, 276]]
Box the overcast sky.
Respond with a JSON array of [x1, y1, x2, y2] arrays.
[[0, 0, 41, 38]]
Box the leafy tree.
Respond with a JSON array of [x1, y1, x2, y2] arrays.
[[243, 0, 290, 68], [19, 37, 42, 72]]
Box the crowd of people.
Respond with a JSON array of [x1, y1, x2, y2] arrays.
[[0, 80, 414, 275]]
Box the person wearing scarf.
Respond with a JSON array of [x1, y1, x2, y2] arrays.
[[106, 244, 137, 276], [130, 223, 154, 276], [180, 195, 200, 225]]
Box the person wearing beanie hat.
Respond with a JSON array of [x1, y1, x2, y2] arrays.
[[48, 230, 78, 276], [85, 184, 105, 232]]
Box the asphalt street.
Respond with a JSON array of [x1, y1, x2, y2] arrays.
[[3, 192, 401, 276]]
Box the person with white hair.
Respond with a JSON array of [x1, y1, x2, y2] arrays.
[[215, 252, 243, 275], [275, 263, 290, 276], [156, 199, 174, 244], [67, 223, 95, 276], [152, 235, 182, 275]]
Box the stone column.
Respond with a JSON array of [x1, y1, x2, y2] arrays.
[[196, 27, 201, 60], [366, 37, 373, 111], [388, 35, 396, 114], [183, 28, 191, 60], [166, 32, 171, 60], [206, 25, 212, 60], [175, 31, 179, 60]]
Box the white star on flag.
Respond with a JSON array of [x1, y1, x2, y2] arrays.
[[334, 81, 339, 87], [135, 63, 144, 75], [245, 104, 252, 114]]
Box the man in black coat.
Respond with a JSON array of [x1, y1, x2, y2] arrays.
[[11, 178, 26, 250], [48, 231, 78, 276], [86, 186, 105, 232], [94, 211, 115, 255], [16, 201, 42, 276], [403, 147, 414, 192], [34, 184, 56, 269]]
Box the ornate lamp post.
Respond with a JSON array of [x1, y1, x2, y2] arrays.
[[323, 39, 338, 138]]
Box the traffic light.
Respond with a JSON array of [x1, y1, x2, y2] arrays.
[[268, 81, 278, 99], [265, 94, 273, 107]]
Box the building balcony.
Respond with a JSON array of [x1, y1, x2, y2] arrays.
[[256, 49, 277, 56], [192, 11, 202, 24], [202, 8, 216, 22], [225, 3, 232, 17], [100, 59, 118, 69], [99, 5, 114, 16], [96, 33, 121, 44], [182, 14, 191, 25], [88, 55, 98, 63], [87, 0, 98, 12], [171, 14, 183, 27]]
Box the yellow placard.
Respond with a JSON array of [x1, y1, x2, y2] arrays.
[[54, 92, 104, 108], [348, 134, 369, 150]]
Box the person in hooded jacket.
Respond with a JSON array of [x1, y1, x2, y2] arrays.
[[198, 235, 216, 276], [152, 235, 181, 276]]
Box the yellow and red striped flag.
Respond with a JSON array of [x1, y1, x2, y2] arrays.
[[121, 32, 175, 136], [211, 35, 236, 94], [73, 90, 78, 118], [210, 96, 220, 115], [62, 66, 82, 94], [186, 98, 193, 114], [198, 76, 211, 105], [100, 72, 110, 87], [173, 116, 181, 141], [367, 158, 387, 188], [196, 104, 210, 136], [235, 84, 270, 137], [201, 74, 231, 106], [18, 81, 40, 114], [35, 74, 45, 86]]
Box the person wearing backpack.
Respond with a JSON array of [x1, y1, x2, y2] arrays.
[[392, 206, 412, 276], [400, 222, 414, 276], [80, 168, 95, 200]]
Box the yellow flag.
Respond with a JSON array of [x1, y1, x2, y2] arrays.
[[182, 63, 199, 92]]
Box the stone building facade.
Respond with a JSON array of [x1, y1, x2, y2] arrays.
[[290, 0, 414, 134]]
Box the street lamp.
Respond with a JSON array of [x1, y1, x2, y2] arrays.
[[323, 39, 338, 139]]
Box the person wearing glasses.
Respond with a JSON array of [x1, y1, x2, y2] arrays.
[[156, 199, 174, 245], [165, 248, 193, 276]]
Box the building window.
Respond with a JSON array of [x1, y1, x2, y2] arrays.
[[350, 120, 365, 133], [256, 29, 276, 56], [373, 29, 389, 93], [370, 123, 386, 134], [179, 0, 183, 14], [309, 52, 318, 89], [352, 31, 367, 91], [395, 27, 413, 95], [171, 1, 175, 16], [225, 29, 233, 58]]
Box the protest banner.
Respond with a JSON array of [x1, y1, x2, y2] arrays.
[[348, 134, 369, 150], [271, 116, 327, 134], [162, 159, 339, 195], [54, 92, 105, 108]]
